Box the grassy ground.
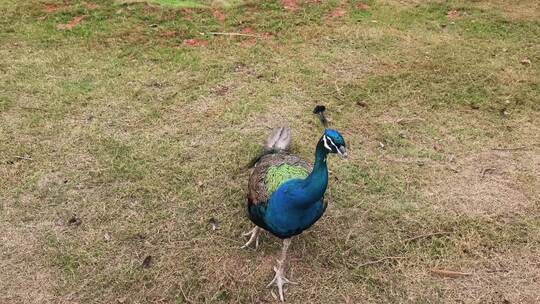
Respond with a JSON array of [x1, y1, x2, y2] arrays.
[[1, 0, 539, 303]]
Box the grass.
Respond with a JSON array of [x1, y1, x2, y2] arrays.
[[1, 0, 539, 303]]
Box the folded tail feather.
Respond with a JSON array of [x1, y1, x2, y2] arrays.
[[247, 127, 291, 168], [264, 126, 291, 152]]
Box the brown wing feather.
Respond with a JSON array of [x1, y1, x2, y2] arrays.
[[247, 152, 312, 205]]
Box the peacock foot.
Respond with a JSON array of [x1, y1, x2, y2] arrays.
[[267, 260, 297, 302], [241, 226, 260, 249]]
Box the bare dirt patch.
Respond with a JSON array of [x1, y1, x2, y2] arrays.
[[0, 224, 56, 304], [425, 149, 539, 217], [475, 0, 540, 21], [434, 246, 540, 303]]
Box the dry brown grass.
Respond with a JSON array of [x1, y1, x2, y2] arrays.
[[0, 223, 56, 303], [474, 0, 540, 21], [426, 149, 539, 217], [1, 0, 539, 303]]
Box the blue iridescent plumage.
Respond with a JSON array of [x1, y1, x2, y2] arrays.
[[248, 135, 338, 238], [242, 106, 347, 302]]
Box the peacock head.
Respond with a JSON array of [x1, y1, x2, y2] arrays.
[[313, 105, 347, 159], [322, 129, 347, 159]]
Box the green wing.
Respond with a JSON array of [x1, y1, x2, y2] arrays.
[[264, 164, 309, 195], [247, 152, 311, 206]]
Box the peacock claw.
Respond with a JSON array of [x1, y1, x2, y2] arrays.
[[267, 260, 297, 302], [241, 227, 260, 249]]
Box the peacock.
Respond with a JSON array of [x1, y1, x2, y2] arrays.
[[242, 105, 347, 301]]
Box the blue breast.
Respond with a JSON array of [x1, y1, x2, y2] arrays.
[[262, 179, 327, 239]]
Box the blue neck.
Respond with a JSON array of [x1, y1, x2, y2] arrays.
[[299, 137, 329, 205]]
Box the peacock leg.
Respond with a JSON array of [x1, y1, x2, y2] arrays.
[[241, 226, 261, 249], [267, 238, 297, 302]]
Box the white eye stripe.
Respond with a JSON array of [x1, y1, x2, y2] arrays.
[[323, 135, 339, 152], [327, 136, 339, 149], [323, 135, 332, 151]]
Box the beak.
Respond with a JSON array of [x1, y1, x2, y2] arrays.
[[337, 146, 348, 159]]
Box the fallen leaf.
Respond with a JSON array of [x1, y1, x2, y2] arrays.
[[182, 8, 193, 21], [481, 167, 496, 177], [67, 215, 81, 226], [241, 27, 255, 34], [446, 10, 460, 20], [213, 9, 225, 22], [208, 217, 218, 231], [183, 39, 208, 47], [356, 100, 368, 107], [520, 58, 531, 65], [43, 4, 60, 13], [356, 3, 370, 10], [328, 8, 347, 18], [57, 15, 85, 30], [282, 0, 299, 11], [142, 255, 152, 268]]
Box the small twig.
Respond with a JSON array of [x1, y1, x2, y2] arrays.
[[404, 231, 450, 243], [206, 32, 261, 38], [356, 256, 405, 268], [333, 94, 344, 102], [179, 285, 193, 304], [334, 80, 343, 96], [396, 117, 425, 125], [446, 167, 459, 173], [486, 269, 509, 273], [491, 146, 528, 151], [430, 268, 472, 278], [14, 156, 33, 161], [344, 230, 353, 244], [481, 167, 495, 178]]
